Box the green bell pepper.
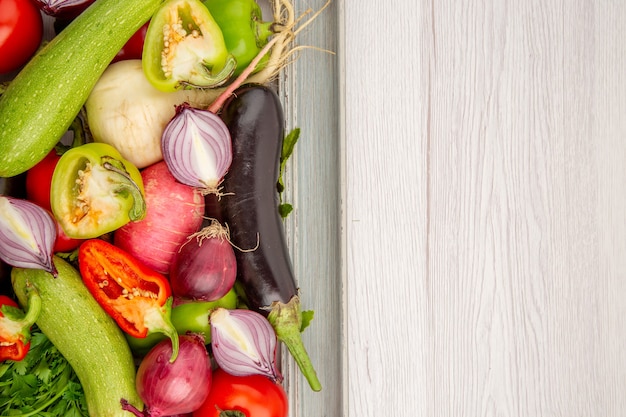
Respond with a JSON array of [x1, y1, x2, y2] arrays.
[[203, 0, 274, 77], [50, 143, 146, 239], [126, 288, 238, 356], [142, 0, 237, 92]]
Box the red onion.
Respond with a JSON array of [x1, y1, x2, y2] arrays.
[[32, 0, 96, 18], [161, 103, 232, 193], [169, 219, 236, 301], [121, 334, 212, 417], [210, 308, 282, 382], [0, 196, 57, 276]]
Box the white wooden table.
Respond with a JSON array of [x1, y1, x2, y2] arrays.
[[289, 0, 626, 415]]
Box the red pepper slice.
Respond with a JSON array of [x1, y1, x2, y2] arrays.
[[78, 239, 179, 361], [0, 292, 41, 362]]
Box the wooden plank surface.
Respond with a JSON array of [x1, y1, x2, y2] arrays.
[[340, 0, 626, 416]]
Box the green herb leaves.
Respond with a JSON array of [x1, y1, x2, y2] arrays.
[[0, 327, 88, 416], [278, 128, 300, 218]]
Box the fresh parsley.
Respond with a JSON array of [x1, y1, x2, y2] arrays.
[[0, 326, 88, 416]]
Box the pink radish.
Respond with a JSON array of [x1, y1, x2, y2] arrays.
[[114, 161, 204, 275], [169, 218, 236, 302]]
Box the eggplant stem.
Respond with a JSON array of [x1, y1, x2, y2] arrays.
[[267, 295, 322, 391]]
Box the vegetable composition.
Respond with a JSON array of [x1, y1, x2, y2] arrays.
[[0, 0, 43, 74], [11, 256, 144, 416], [0, 0, 331, 414]]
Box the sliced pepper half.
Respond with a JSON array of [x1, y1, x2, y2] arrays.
[[143, 0, 236, 91], [50, 143, 146, 240], [78, 239, 179, 362], [0, 292, 41, 362]]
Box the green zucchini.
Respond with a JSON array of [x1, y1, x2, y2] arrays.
[[0, 0, 165, 177], [11, 255, 143, 416]]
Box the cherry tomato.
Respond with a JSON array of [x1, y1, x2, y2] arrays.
[[26, 149, 84, 252], [0, 0, 44, 74], [193, 369, 288, 417], [112, 21, 149, 63]]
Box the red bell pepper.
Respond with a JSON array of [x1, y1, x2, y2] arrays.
[[78, 239, 179, 361], [0, 291, 41, 362]]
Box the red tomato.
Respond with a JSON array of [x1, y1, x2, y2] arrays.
[[112, 21, 149, 63], [26, 149, 57, 211], [26, 149, 84, 252], [193, 369, 288, 417], [0, 0, 43, 74]]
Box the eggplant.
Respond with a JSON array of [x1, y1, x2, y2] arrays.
[[0, 174, 27, 295], [218, 84, 321, 391]]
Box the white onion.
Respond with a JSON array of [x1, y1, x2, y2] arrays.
[[0, 196, 57, 276], [161, 104, 233, 191], [210, 307, 282, 382], [86, 60, 221, 169]]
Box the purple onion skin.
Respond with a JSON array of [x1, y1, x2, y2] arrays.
[[33, 0, 96, 18], [210, 308, 282, 382], [128, 334, 212, 417], [169, 233, 237, 302], [162, 103, 232, 190], [0, 196, 57, 276]]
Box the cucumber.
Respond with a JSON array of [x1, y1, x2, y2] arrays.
[[11, 255, 143, 416], [0, 0, 165, 177]]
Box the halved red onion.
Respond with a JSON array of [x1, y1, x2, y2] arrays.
[[0, 196, 57, 276], [210, 308, 282, 382], [162, 103, 232, 192]]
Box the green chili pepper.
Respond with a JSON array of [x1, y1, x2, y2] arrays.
[[142, 0, 236, 92], [203, 0, 274, 77], [125, 288, 238, 356], [50, 143, 146, 239]]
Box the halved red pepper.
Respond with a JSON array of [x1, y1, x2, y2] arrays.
[[0, 291, 41, 362], [78, 239, 179, 361]]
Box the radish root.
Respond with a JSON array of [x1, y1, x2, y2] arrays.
[[182, 218, 260, 253]]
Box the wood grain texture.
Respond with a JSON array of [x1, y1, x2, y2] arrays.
[[341, 0, 626, 416]]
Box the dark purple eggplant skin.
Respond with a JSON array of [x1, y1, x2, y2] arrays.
[[218, 84, 297, 315], [0, 174, 27, 295]]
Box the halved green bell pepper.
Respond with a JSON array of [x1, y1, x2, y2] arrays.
[[50, 143, 146, 239], [142, 0, 236, 91], [203, 0, 274, 77]]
